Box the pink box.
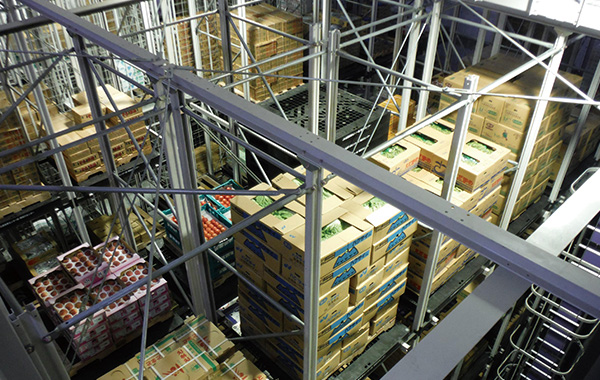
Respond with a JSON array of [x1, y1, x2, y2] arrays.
[[149, 296, 172, 319], [58, 244, 109, 287], [91, 276, 140, 325], [137, 279, 170, 309], [112, 316, 144, 341], [76, 332, 113, 360], [28, 266, 76, 307], [50, 286, 102, 326], [94, 236, 140, 276], [109, 309, 140, 331], [117, 259, 170, 308]]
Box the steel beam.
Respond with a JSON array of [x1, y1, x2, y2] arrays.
[[21, 0, 600, 320], [416, 0, 442, 120], [412, 74, 478, 332]]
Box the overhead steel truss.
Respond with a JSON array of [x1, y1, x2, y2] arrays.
[[1, 0, 600, 380]]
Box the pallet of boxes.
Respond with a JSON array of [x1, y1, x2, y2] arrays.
[[99, 313, 268, 380], [27, 237, 172, 364], [230, 142, 421, 379], [396, 120, 509, 295], [0, 105, 50, 218], [201, 4, 304, 102], [49, 85, 151, 182], [438, 54, 582, 221]]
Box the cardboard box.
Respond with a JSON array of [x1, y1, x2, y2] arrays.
[[350, 257, 385, 290], [349, 267, 384, 306], [265, 265, 350, 320], [369, 303, 397, 335], [363, 279, 405, 322], [234, 245, 265, 290], [384, 236, 413, 264], [429, 133, 510, 192], [218, 351, 268, 380], [239, 293, 283, 332], [239, 282, 283, 331], [282, 207, 373, 277], [409, 245, 458, 277], [367, 141, 420, 176], [340, 324, 369, 362], [233, 229, 281, 273], [382, 246, 409, 279], [271, 171, 345, 213], [318, 301, 364, 349], [230, 183, 305, 252], [406, 122, 454, 171], [149, 340, 218, 380], [404, 167, 481, 211], [370, 218, 416, 263], [342, 191, 410, 243], [481, 119, 525, 155], [363, 264, 408, 310]]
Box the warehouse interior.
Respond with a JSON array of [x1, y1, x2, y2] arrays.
[[1, 0, 600, 379]]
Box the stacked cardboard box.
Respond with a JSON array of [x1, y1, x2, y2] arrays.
[[204, 4, 304, 102], [176, 17, 196, 69], [48, 85, 151, 182], [28, 237, 172, 361], [195, 141, 224, 175], [438, 54, 583, 220], [1, 106, 50, 217], [378, 95, 416, 139], [87, 206, 166, 249], [400, 120, 509, 295], [99, 314, 268, 380], [231, 158, 419, 378], [197, 14, 223, 79]]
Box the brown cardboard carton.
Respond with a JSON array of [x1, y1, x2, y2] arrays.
[[363, 264, 408, 310], [370, 218, 416, 263], [150, 340, 217, 380], [264, 265, 350, 320], [382, 246, 409, 279], [340, 324, 369, 362], [271, 173, 343, 213], [369, 303, 398, 335], [282, 207, 373, 276], [349, 257, 385, 290], [405, 122, 454, 171], [230, 183, 305, 252], [233, 229, 281, 273], [349, 267, 384, 306], [342, 191, 411, 243], [368, 140, 420, 176], [481, 119, 525, 155], [218, 351, 268, 380], [363, 279, 405, 322]]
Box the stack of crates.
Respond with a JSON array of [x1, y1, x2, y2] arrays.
[[438, 54, 583, 221], [99, 314, 269, 380], [0, 105, 49, 217], [201, 4, 304, 102], [398, 120, 510, 294], [28, 237, 172, 361], [231, 157, 420, 379]]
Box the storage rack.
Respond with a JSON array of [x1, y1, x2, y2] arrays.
[[0, 1, 599, 380]]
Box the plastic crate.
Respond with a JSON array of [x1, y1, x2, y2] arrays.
[[206, 179, 242, 219], [162, 205, 232, 254]]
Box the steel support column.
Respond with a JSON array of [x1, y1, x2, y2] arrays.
[[549, 60, 600, 202], [309, 23, 321, 136], [472, 10, 489, 65], [500, 30, 569, 228], [416, 0, 442, 120], [399, 0, 424, 131], [412, 75, 479, 332], [491, 13, 507, 56], [325, 29, 340, 142], [303, 166, 324, 380], [72, 35, 136, 248], [163, 87, 216, 319]]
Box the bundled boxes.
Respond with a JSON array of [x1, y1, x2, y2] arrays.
[[1, 106, 49, 217], [201, 4, 304, 102], [27, 237, 171, 362], [378, 94, 416, 139], [438, 54, 584, 221], [100, 314, 267, 380], [231, 165, 416, 379]]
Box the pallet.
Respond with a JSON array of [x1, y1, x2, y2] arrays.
[[68, 166, 105, 183], [0, 191, 51, 219], [68, 310, 174, 377]]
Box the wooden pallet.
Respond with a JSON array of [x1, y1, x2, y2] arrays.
[[68, 166, 105, 183], [68, 310, 174, 377], [234, 81, 302, 104], [0, 191, 51, 219]]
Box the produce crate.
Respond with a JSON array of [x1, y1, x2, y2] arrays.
[[206, 178, 242, 218]]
